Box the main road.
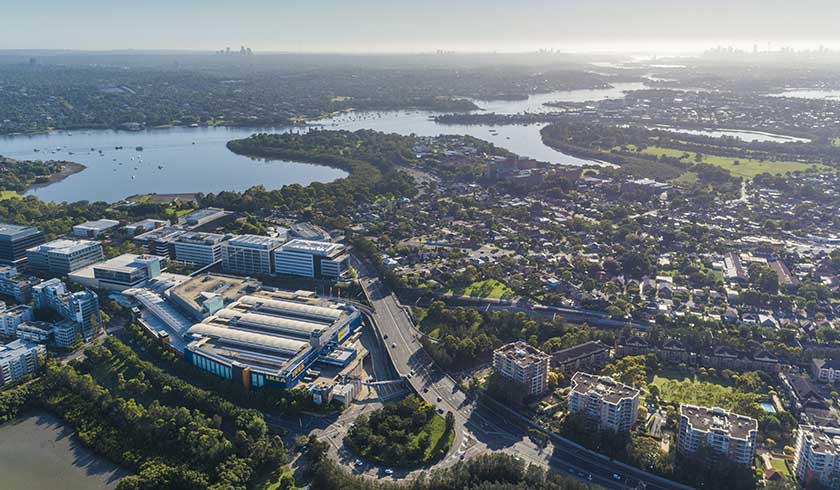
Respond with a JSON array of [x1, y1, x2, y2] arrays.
[[353, 255, 693, 490]]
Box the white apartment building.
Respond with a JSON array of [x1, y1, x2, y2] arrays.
[[0, 303, 34, 337], [221, 235, 285, 276], [793, 425, 840, 488], [173, 232, 227, 266], [812, 358, 840, 383], [492, 341, 550, 396], [569, 372, 640, 432], [0, 339, 45, 386], [273, 239, 349, 279], [677, 405, 758, 466]]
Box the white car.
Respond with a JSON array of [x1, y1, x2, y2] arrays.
[[391, 342, 397, 348], [384, 468, 394, 476]]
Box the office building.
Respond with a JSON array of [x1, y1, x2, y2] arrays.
[[68, 254, 165, 291], [569, 372, 640, 432], [133, 226, 185, 258], [33, 278, 101, 340], [0, 265, 40, 303], [172, 232, 227, 266], [184, 290, 362, 389], [551, 340, 610, 375], [793, 425, 840, 488], [289, 222, 331, 241], [73, 219, 120, 238], [221, 235, 284, 276], [0, 303, 34, 337], [492, 341, 550, 396], [26, 239, 104, 276], [0, 339, 45, 386], [677, 405, 758, 466], [274, 239, 349, 279], [0, 223, 44, 266]]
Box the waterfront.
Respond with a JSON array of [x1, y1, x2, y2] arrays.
[[0, 411, 128, 490], [0, 81, 746, 203]]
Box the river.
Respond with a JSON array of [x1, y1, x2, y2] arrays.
[[0, 81, 799, 203], [0, 411, 128, 490]]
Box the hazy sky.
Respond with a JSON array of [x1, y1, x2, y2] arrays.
[[5, 0, 840, 53]]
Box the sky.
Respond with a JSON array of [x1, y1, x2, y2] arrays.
[[5, 0, 840, 53]]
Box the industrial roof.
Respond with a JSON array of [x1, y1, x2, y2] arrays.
[[188, 323, 308, 354], [238, 295, 343, 320], [215, 308, 325, 335]]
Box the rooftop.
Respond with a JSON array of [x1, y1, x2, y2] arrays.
[[225, 234, 285, 250], [494, 341, 550, 367], [551, 340, 609, 364], [680, 404, 758, 441], [570, 372, 640, 405], [0, 223, 41, 240], [0, 339, 42, 360], [280, 239, 345, 257], [93, 254, 163, 274], [799, 425, 840, 457], [74, 219, 120, 231], [175, 231, 228, 245], [28, 238, 100, 255]]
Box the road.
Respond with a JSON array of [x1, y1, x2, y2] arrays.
[[353, 255, 693, 490]]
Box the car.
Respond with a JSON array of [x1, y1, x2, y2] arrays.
[[354, 459, 363, 467], [384, 469, 394, 476], [391, 342, 397, 348], [436, 396, 442, 402], [383, 334, 388, 339], [612, 474, 621, 480], [587, 474, 592, 481], [437, 407, 444, 414], [423, 387, 429, 393]]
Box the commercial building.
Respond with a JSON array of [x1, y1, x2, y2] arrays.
[[793, 425, 840, 488], [0, 223, 44, 266], [289, 223, 331, 241], [33, 278, 101, 340], [0, 265, 40, 303], [812, 358, 840, 383], [677, 405, 758, 466], [125, 219, 169, 235], [0, 339, 45, 386], [70, 254, 165, 291], [551, 340, 610, 375], [0, 303, 34, 337], [133, 226, 186, 258], [172, 232, 227, 266], [72, 219, 120, 238], [178, 207, 232, 230], [169, 273, 261, 321], [492, 341, 550, 397], [274, 239, 349, 279], [569, 372, 640, 432], [26, 239, 104, 276], [184, 291, 362, 390], [221, 235, 284, 276]]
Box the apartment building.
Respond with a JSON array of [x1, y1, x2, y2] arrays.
[[0, 223, 44, 266], [0, 303, 34, 337], [677, 405, 758, 466], [492, 341, 550, 397], [568, 372, 640, 432], [0, 339, 45, 386], [221, 235, 285, 276], [812, 358, 840, 383], [550, 340, 610, 375], [0, 265, 40, 303], [33, 278, 101, 340], [273, 239, 349, 279], [793, 425, 840, 488], [26, 238, 104, 276]]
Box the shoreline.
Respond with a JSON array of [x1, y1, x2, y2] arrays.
[[25, 161, 87, 192]]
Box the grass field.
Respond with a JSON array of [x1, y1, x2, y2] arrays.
[[769, 457, 793, 478], [416, 415, 452, 463], [445, 279, 514, 299], [832, 137, 840, 147], [650, 372, 759, 411], [0, 191, 20, 200], [626, 145, 828, 179]]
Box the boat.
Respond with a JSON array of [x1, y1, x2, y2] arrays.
[[135, 146, 144, 151]]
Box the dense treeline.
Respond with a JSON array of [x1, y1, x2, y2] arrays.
[[345, 396, 453, 468], [22, 336, 286, 490], [205, 130, 417, 227], [0, 383, 32, 423], [0, 157, 79, 192], [308, 446, 593, 490]]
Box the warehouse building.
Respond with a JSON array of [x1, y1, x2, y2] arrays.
[[184, 291, 362, 389], [73, 219, 120, 238]]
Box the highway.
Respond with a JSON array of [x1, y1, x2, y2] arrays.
[[353, 255, 693, 490]]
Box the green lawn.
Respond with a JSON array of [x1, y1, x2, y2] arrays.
[[416, 414, 453, 463], [0, 191, 20, 200], [650, 373, 759, 411], [445, 279, 514, 299], [769, 457, 793, 478], [628, 145, 829, 179], [832, 137, 840, 147]]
